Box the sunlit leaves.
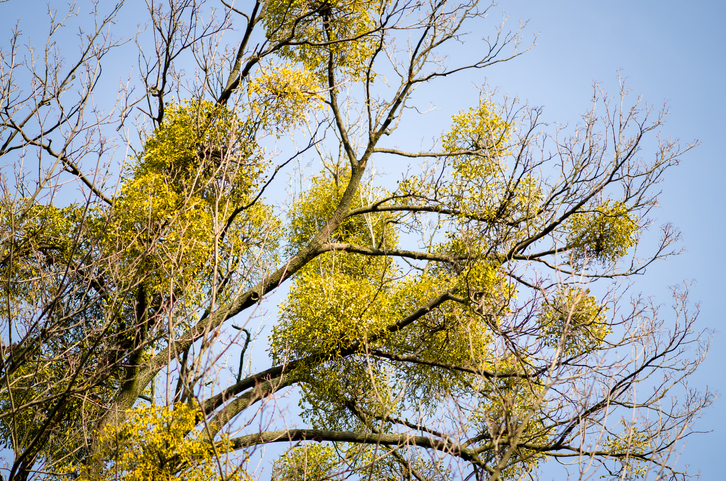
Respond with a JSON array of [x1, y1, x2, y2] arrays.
[[538, 287, 610, 356], [286, 169, 396, 255], [567, 200, 639, 266], [442, 100, 512, 158], [263, 0, 384, 82], [134, 99, 262, 205], [0, 1, 701, 479], [248, 64, 322, 133], [272, 171, 399, 361], [271, 270, 395, 361], [273, 166, 534, 450], [272, 444, 342, 481], [106, 100, 278, 302], [603, 420, 650, 479], [70, 403, 243, 481], [0, 199, 82, 308], [468, 384, 549, 481], [436, 101, 542, 242]]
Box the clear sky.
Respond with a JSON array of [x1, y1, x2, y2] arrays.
[[2, 0, 724, 478]]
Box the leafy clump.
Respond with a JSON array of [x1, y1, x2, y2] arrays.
[[442, 99, 513, 157], [539, 287, 610, 356], [567, 200, 639, 265], [263, 0, 385, 82], [272, 444, 343, 481], [248, 63, 322, 133], [106, 99, 278, 302], [69, 403, 244, 481]]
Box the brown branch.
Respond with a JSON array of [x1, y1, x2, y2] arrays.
[[367, 349, 535, 380], [317, 242, 459, 264], [230, 428, 489, 470]]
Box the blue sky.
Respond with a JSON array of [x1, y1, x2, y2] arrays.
[[2, 0, 725, 478]]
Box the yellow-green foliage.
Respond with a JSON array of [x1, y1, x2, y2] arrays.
[[0, 2, 672, 477], [0, 200, 117, 465], [285, 169, 396, 256], [0, 199, 81, 306], [438, 101, 542, 235], [442, 101, 513, 218], [442, 100, 512, 157], [286, 269, 510, 429], [288, 266, 509, 426], [138, 99, 260, 198], [273, 442, 451, 481], [566, 200, 638, 265], [263, 0, 384, 82], [272, 170, 535, 440], [381, 263, 511, 380], [468, 384, 548, 480], [538, 287, 610, 356], [273, 270, 396, 360], [0, 358, 108, 467], [272, 444, 342, 481], [298, 357, 402, 431], [603, 420, 650, 479], [106, 99, 277, 302], [248, 63, 322, 132], [272, 171, 399, 362], [1, 102, 282, 477], [275, 171, 513, 373], [74, 403, 244, 481]]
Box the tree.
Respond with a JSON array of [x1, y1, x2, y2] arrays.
[[0, 1, 712, 480]]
